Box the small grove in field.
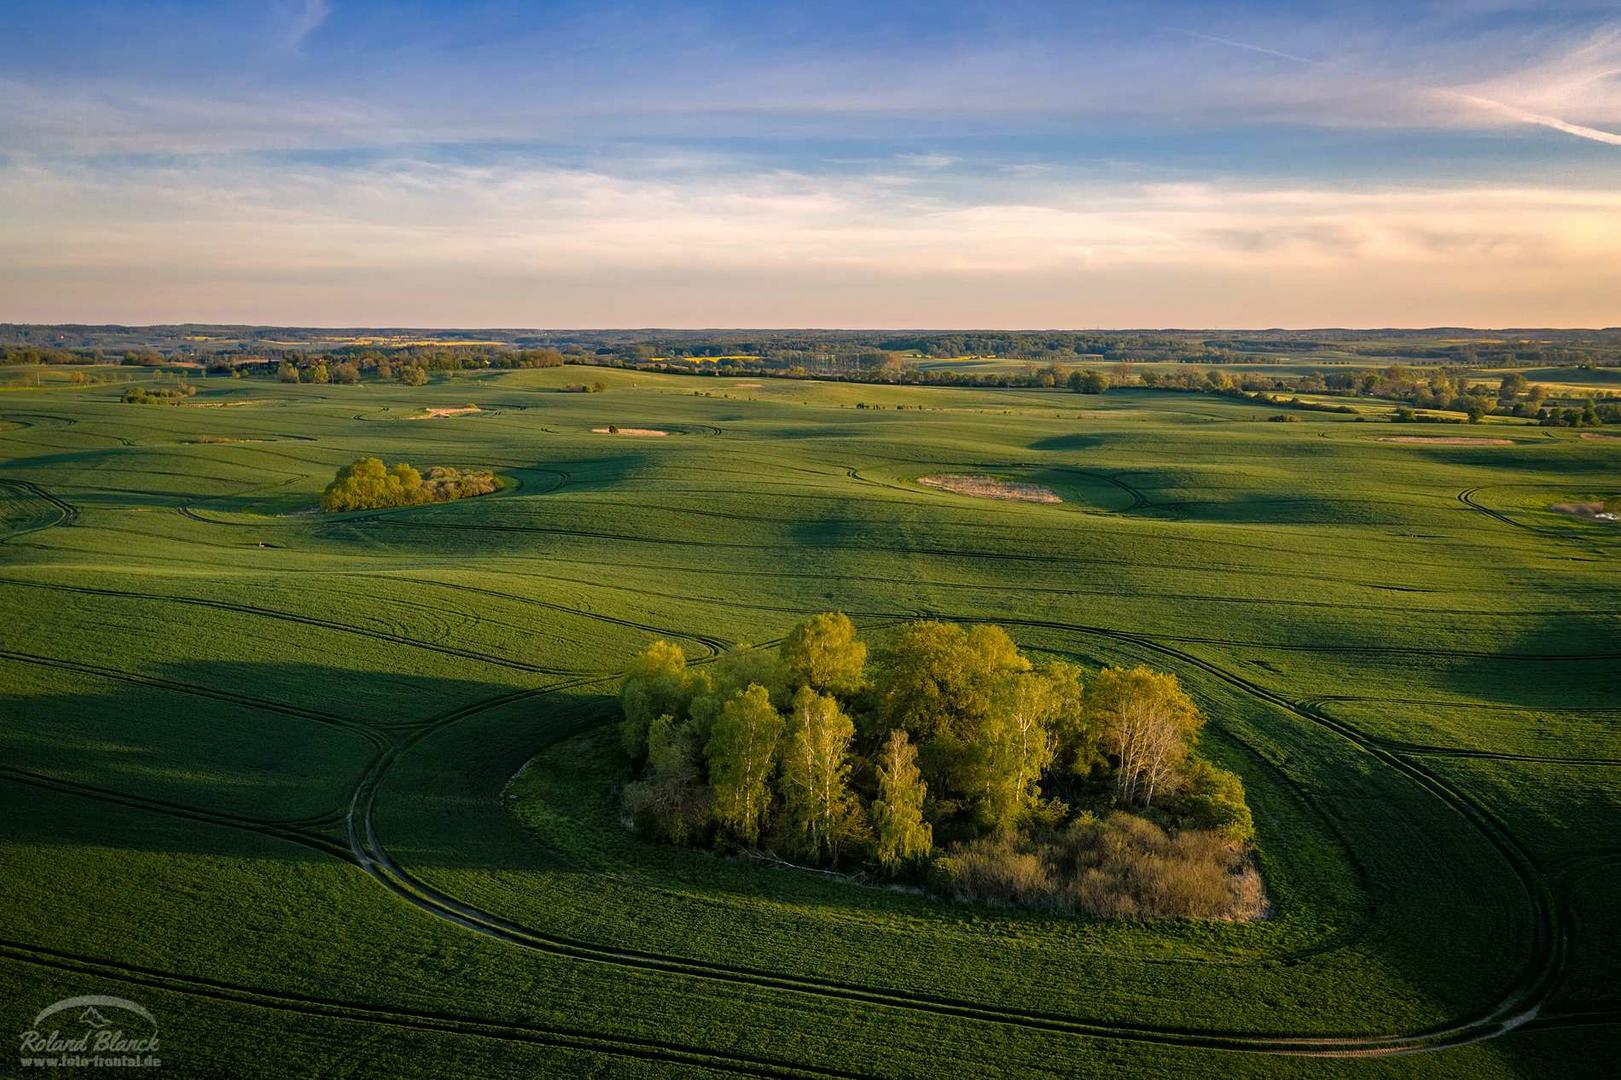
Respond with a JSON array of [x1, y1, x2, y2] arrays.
[[319, 456, 499, 512], [121, 383, 198, 404], [617, 614, 1261, 919]]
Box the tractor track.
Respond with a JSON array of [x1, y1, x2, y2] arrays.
[[0, 647, 387, 749], [0, 766, 354, 862], [2, 469, 1601, 1062], [0, 578, 591, 677], [358, 515, 1564, 598], [1458, 486, 1617, 545], [0, 939, 864, 1080], [337, 617, 1571, 1059], [0, 477, 78, 539]]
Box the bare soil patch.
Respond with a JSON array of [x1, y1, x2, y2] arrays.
[[411, 406, 481, 420], [919, 474, 1061, 503], [1578, 432, 1621, 442], [1551, 501, 1620, 523], [593, 427, 668, 436], [1377, 436, 1512, 446], [731, 382, 763, 388]]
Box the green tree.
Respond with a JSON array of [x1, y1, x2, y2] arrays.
[[622, 713, 711, 845], [277, 361, 300, 383], [308, 360, 331, 384], [319, 457, 425, 512], [1068, 369, 1109, 394], [1087, 666, 1204, 809], [399, 364, 428, 386], [960, 670, 1061, 831], [872, 729, 932, 870], [706, 684, 783, 844], [779, 687, 859, 861], [779, 611, 866, 696], [1181, 760, 1254, 844], [1498, 372, 1529, 400], [619, 640, 691, 760], [875, 621, 1028, 800], [1036, 661, 1099, 776]]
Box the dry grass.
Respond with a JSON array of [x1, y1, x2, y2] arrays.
[[411, 405, 481, 420], [919, 474, 1061, 503], [1578, 432, 1621, 442], [937, 813, 1266, 921], [1551, 501, 1620, 522], [593, 427, 668, 436], [1376, 436, 1512, 446]]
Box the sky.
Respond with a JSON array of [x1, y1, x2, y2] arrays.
[[2, 0, 1619, 328]]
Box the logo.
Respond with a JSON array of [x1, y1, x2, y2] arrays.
[[18, 995, 160, 1069]]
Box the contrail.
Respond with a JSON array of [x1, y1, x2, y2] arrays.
[[1444, 90, 1621, 147], [1172, 29, 1314, 66], [1183, 27, 1621, 148]]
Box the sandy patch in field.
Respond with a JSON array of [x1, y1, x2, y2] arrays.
[[1377, 436, 1513, 446], [593, 426, 669, 436], [1551, 501, 1619, 522], [731, 382, 763, 388], [1578, 432, 1621, 442], [919, 474, 1061, 503], [411, 406, 481, 419]]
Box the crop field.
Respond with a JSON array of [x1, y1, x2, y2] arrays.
[[1, 365, 1617, 1077]]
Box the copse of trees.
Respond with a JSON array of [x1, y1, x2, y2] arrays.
[[319, 457, 499, 512], [120, 384, 197, 404], [617, 614, 1262, 918]]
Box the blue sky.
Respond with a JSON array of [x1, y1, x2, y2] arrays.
[[2, 1, 1618, 326]]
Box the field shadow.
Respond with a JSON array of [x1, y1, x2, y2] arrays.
[[1027, 433, 1104, 452], [1, 659, 540, 846]]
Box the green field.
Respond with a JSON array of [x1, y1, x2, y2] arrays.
[[2, 366, 1617, 1077]]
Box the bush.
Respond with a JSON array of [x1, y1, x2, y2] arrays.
[[934, 833, 1057, 907], [1066, 813, 1264, 920], [1178, 760, 1255, 844], [935, 812, 1264, 919]]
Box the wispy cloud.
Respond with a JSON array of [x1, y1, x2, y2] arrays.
[[284, 0, 331, 52], [2, 155, 1616, 325]]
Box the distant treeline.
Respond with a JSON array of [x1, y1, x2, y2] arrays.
[[6, 326, 1621, 371]]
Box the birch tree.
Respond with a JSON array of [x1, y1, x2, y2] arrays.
[[705, 684, 783, 844], [779, 687, 858, 861], [1087, 667, 1204, 809], [873, 729, 932, 870]]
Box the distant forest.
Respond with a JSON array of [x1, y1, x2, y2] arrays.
[[5, 322, 1620, 428], [5, 323, 1621, 370]]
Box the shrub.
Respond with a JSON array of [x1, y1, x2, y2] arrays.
[[1065, 813, 1264, 920], [935, 833, 1056, 907]]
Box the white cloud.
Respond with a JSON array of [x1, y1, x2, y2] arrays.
[[1, 156, 1616, 326]]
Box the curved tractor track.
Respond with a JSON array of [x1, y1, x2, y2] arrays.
[[2, 607, 1579, 1064], [340, 615, 1574, 1061], [0, 939, 860, 1080], [0, 498, 1594, 1066]]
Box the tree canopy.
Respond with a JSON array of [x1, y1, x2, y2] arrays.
[[615, 614, 1258, 917], [319, 457, 498, 512]]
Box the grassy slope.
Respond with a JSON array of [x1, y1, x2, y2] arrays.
[[0, 367, 1616, 1077]]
